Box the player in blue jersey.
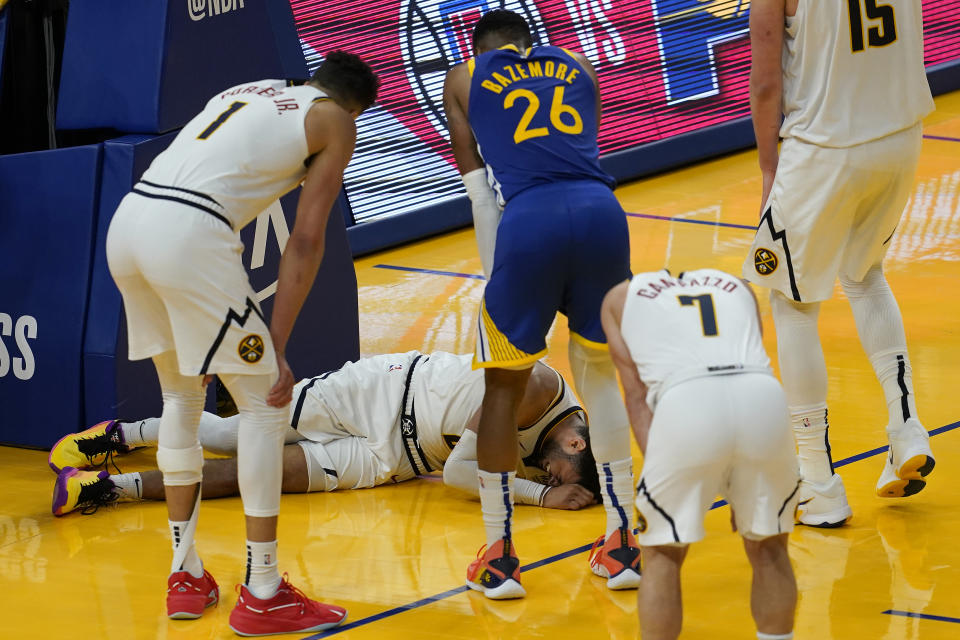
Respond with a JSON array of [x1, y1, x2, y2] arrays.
[[443, 10, 640, 599]]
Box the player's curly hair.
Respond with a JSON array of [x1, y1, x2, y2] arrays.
[[571, 425, 601, 503], [472, 9, 533, 51], [310, 50, 380, 112]]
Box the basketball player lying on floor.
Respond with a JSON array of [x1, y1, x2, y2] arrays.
[[50, 351, 600, 515]]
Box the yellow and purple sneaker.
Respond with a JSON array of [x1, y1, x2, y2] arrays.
[[48, 420, 129, 473], [466, 539, 525, 600], [52, 467, 119, 516]]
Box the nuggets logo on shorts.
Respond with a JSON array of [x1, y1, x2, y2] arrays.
[[238, 334, 265, 363], [635, 508, 648, 533], [754, 248, 779, 275]]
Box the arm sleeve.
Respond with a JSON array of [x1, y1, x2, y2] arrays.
[[443, 430, 550, 506], [461, 168, 502, 278]]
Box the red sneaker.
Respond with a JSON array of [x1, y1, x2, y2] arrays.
[[167, 569, 219, 619], [588, 527, 642, 589], [228, 575, 347, 636], [465, 538, 525, 600]]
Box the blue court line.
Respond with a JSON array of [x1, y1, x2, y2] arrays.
[[373, 264, 486, 280], [373, 213, 757, 284], [710, 420, 960, 509], [923, 134, 960, 143], [625, 211, 758, 231], [301, 421, 958, 638], [883, 610, 960, 624]]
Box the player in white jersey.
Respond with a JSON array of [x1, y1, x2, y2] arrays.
[[50, 352, 599, 513], [602, 269, 800, 640], [745, 1, 936, 528], [103, 52, 379, 634]]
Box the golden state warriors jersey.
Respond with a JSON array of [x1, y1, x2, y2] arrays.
[[468, 45, 614, 204], [620, 269, 771, 410], [141, 80, 327, 230], [779, 1, 934, 147]]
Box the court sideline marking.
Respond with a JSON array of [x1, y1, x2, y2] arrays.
[[303, 420, 959, 639], [373, 210, 758, 281]]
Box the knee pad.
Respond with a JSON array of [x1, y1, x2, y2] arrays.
[[156, 443, 204, 486], [770, 291, 819, 327], [839, 265, 888, 299]]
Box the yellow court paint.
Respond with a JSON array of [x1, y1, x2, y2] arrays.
[[4, 92, 960, 639]]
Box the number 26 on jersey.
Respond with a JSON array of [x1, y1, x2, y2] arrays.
[[504, 86, 583, 144]]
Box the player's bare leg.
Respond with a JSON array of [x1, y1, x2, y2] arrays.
[[121, 445, 311, 501], [637, 544, 687, 640], [743, 534, 797, 639], [466, 366, 531, 599], [840, 265, 934, 497], [770, 292, 851, 527]]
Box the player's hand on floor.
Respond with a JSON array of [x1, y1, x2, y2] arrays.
[[267, 354, 295, 407], [542, 484, 597, 510]]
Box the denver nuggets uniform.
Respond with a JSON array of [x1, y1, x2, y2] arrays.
[[743, 1, 934, 302], [623, 270, 799, 545], [106, 79, 329, 375], [468, 45, 630, 367], [288, 352, 582, 491]]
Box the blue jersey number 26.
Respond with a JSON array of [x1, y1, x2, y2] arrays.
[[504, 86, 583, 144]]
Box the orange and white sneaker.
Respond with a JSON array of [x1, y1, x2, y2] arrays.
[[589, 527, 642, 590], [466, 538, 525, 600], [167, 569, 219, 619], [228, 575, 347, 636], [49, 420, 130, 473]]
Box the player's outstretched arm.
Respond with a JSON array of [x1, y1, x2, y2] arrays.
[[749, 0, 785, 215], [601, 281, 653, 454], [443, 63, 500, 277], [267, 102, 357, 407]]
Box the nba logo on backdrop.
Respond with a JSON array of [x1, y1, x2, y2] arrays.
[[650, 0, 749, 103], [400, 0, 549, 148]]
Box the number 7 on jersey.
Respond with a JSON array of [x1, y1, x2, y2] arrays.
[[678, 294, 718, 337]]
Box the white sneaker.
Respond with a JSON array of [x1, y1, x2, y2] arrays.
[[796, 474, 852, 528], [876, 419, 935, 498]]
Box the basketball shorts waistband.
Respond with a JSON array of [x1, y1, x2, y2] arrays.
[[131, 181, 232, 230]]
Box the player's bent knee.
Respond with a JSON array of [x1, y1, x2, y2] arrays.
[[156, 443, 204, 486], [839, 265, 888, 298]]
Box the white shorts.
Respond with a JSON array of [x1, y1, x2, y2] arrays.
[[743, 123, 922, 302], [635, 373, 800, 546], [290, 354, 421, 491], [106, 191, 276, 377]]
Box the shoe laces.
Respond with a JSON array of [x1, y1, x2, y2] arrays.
[[587, 534, 606, 566], [76, 425, 124, 474], [76, 475, 119, 515], [278, 574, 322, 614]]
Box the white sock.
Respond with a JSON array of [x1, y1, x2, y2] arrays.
[[111, 472, 143, 502], [870, 350, 919, 431], [121, 418, 159, 446], [597, 458, 633, 536], [169, 519, 204, 578], [791, 404, 834, 484], [245, 540, 281, 599], [478, 469, 515, 547], [757, 632, 793, 639]]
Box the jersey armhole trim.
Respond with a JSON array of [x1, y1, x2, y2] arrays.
[[467, 58, 476, 77]]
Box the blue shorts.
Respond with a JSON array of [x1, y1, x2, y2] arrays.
[[474, 180, 630, 368]]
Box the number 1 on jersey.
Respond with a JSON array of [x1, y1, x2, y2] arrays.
[[678, 294, 718, 337], [197, 101, 248, 140]]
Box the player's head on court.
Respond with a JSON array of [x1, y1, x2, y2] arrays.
[[472, 9, 532, 55], [531, 412, 601, 501], [308, 50, 380, 117]]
